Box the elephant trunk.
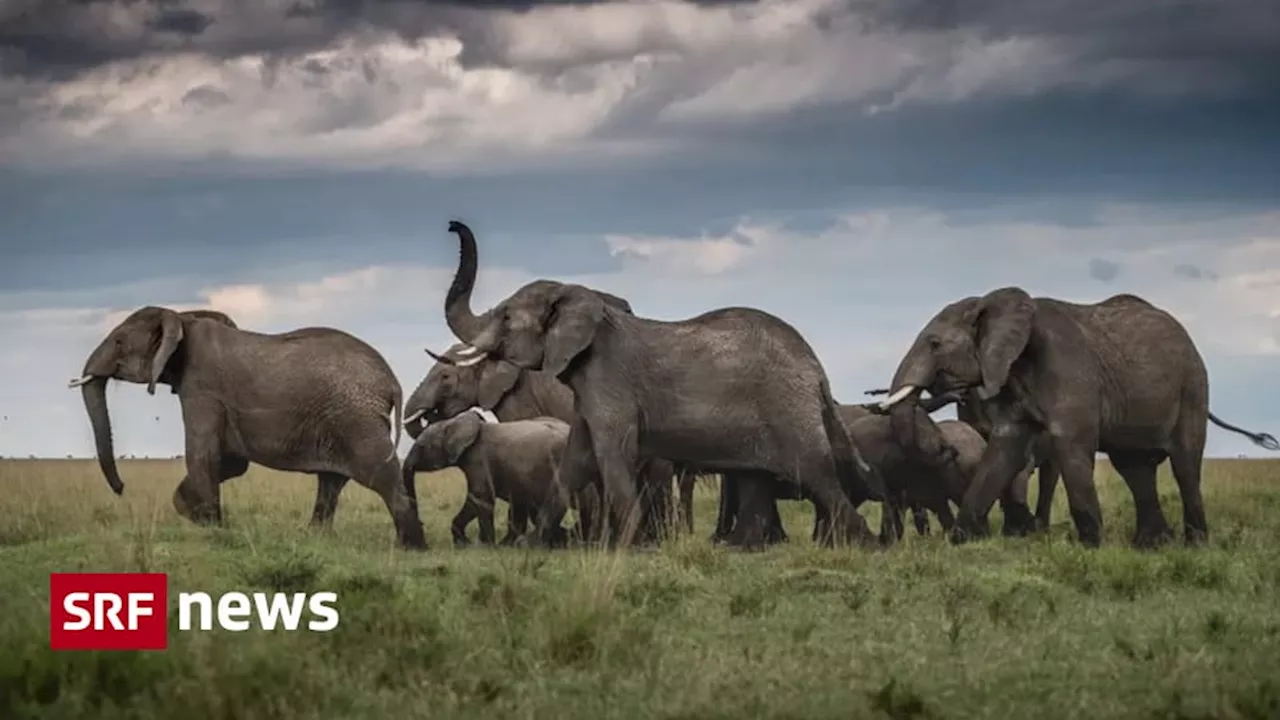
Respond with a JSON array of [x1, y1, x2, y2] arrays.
[[882, 340, 935, 409], [82, 378, 125, 495], [444, 221, 491, 349]]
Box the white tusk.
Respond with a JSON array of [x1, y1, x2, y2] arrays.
[[470, 407, 499, 424], [877, 385, 917, 410], [403, 409, 425, 426], [67, 375, 93, 388], [455, 353, 487, 367], [455, 344, 483, 357]]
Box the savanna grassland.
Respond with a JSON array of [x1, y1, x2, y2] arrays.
[[2, 458, 1279, 720]]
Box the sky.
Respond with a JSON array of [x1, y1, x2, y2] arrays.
[[2, 0, 1280, 459]]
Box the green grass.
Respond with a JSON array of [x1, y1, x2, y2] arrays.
[[2, 457, 1280, 719]]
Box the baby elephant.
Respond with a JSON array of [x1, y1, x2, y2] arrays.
[[402, 410, 572, 547], [848, 405, 1030, 543]]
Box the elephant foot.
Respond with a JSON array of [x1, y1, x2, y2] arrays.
[[1131, 524, 1175, 550], [452, 534, 471, 548], [1001, 503, 1036, 537], [1183, 525, 1209, 548], [498, 533, 521, 547]]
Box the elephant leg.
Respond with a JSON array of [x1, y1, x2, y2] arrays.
[[586, 423, 642, 549], [352, 456, 427, 550], [726, 471, 774, 550], [1033, 458, 1060, 531], [1167, 440, 1209, 547], [678, 467, 697, 534], [764, 486, 788, 545], [1110, 450, 1174, 549], [1051, 435, 1103, 548], [912, 504, 930, 536], [999, 466, 1035, 537], [175, 454, 247, 525], [500, 503, 529, 546], [878, 499, 905, 547], [952, 424, 1036, 545], [309, 472, 349, 529], [451, 498, 478, 547], [711, 473, 739, 544]]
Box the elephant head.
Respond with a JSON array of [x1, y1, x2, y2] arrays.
[[413, 411, 485, 472], [879, 287, 1035, 410], [67, 307, 237, 496], [402, 343, 521, 439], [440, 220, 633, 378]]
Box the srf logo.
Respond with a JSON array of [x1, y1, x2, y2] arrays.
[[50, 573, 169, 651]]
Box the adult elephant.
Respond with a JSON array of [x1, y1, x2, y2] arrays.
[[402, 341, 688, 545], [67, 305, 426, 549], [876, 288, 1278, 548], [437, 220, 887, 549]]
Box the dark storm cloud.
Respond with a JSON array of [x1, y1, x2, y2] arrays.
[[1088, 257, 1121, 283], [863, 0, 1280, 96], [0, 0, 750, 80]]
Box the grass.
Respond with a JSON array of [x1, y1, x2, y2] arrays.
[[2, 457, 1280, 719]]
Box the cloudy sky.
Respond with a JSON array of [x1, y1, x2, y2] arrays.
[[2, 0, 1279, 460]]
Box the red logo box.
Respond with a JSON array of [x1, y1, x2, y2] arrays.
[[49, 573, 169, 650]]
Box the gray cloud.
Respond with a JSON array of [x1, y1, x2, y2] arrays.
[[1173, 263, 1219, 281], [1088, 257, 1121, 283]]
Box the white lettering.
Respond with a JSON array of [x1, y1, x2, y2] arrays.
[[307, 592, 339, 631], [63, 592, 92, 631], [253, 592, 307, 630], [217, 592, 251, 631], [96, 593, 123, 630], [127, 593, 153, 630], [178, 592, 214, 630]]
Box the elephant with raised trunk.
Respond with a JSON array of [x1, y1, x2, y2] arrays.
[[438, 220, 887, 549], [68, 306, 426, 549], [877, 288, 1278, 548], [403, 410, 572, 547], [403, 341, 693, 545]]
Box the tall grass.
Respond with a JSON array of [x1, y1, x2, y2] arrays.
[[2, 457, 1279, 719]]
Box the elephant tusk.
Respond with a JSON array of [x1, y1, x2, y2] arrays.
[[403, 409, 425, 426], [454, 353, 487, 367], [67, 375, 93, 388], [877, 384, 917, 410], [455, 344, 483, 357]]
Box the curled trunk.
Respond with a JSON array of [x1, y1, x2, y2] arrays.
[[444, 222, 488, 345], [82, 379, 125, 495]]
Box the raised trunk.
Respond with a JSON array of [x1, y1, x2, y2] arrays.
[[444, 222, 488, 345], [82, 378, 125, 495]]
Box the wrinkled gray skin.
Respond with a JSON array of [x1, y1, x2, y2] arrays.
[[69, 306, 425, 549], [402, 412, 571, 547], [853, 406, 1032, 543], [440, 221, 887, 549], [403, 342, 691, 545], [879, 288, 1279, 548], [953, 392, 1059, 531]]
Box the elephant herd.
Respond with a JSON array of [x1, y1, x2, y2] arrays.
[[68, 222, 1279, 552]]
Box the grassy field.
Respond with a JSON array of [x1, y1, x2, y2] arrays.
[[2, 458, 1279, 719]]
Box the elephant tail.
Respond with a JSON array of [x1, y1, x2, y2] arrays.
[[820, 378, 887, 503], [1208, 411, 1279, 451]]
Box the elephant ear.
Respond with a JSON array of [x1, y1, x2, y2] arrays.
[[477, 359, 520, 410], [148, 308, 185, 396], [973, 287, 1035, 401], [441, 414, 483, 465], [542, 285, 605, 379]]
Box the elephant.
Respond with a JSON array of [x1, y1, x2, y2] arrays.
[[67, 305, 426, 549], [438, 220, 888, 549], [876, 288, 1279, 548], [711, 394, 966, 547], [401, 341, 692, 545], [849, 404, 1032, 543], [402, 409, 572, 547]]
